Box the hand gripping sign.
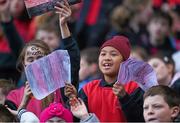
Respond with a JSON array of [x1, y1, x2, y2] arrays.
[[117, 58, 158, 91], [25, 50, 71, 100]]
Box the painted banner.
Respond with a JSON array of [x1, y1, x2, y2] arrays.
[[25, 50, 71, 100], [117, 58, 158, 91]]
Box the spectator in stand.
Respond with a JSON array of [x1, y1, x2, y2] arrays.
[[170, 5, 180, 50], [130, 46, 148, 61], [75, 0, 122, 49], [6, 0, 80, 118], [123, 0, 153, 49], [0, 0, 80, 88], [35, 23, 62, 51], [0, 0, 37, 82], [78, 47, 101, 91], [143, 85, 180, 122], [65, 36, 144, 122], [106, 5, 137, 46], [148, 53, 180, 95], [146, 11, 176, 55]]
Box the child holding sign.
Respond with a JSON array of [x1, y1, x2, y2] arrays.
[[66, 36, 145, 122], [6, 0, 80, 118]]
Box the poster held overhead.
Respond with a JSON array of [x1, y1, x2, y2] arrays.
[[24, 0, 81, 18]]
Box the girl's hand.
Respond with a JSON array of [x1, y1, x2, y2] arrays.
[[18, 82, 32, 110], [23, 82, 32, 98], [6, 106, 18, 116], [54, 0, 72, 26], [64, 83, 77, 99]]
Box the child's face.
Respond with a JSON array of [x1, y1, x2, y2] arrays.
[[148, 58, 169, 85], [23, 46, 45, 67], [36, 30, 60, 51], [10, 0, 25, 17], [79, 57, 91, 81], [46, 117, 66, 123], [99, 46, 123, 78], [143, 95, 177, 122], [148, 18, 170, 43]]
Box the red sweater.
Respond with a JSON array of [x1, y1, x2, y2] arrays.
[[83, 80, 139, 122]]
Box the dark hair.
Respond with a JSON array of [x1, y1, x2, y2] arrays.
[[131, 46, 148, 60], [151, 11, 173, 27], [81, 47, 99, 65], [144, 85, 180, 108], [16, 39, 51, 72], [110, 5, 132, 31], [0, 104, 16, 122], [123, 0, 150, 12], [0, 79, 15, 96]]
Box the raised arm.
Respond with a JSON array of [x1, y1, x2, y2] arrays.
[[0, 0, 24, 58], [55, 0, 80, 89]]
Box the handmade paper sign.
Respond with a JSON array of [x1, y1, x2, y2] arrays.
[[117, 58, 158, 91], [24, 0, 81, 18], [25, 50, 71, 100]]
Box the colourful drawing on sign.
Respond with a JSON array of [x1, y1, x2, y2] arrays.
[[117, 58, 158, 91], [25, 50, 71, 100]]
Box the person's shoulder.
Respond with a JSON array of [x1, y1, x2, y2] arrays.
[[171, 78, 180, 95], [7, 86, 25, 97], [124, 81, 139, 94], [173, 78, 180, 85], [82, 79, 102, 95], [83, 79, 101, 91], [86, 79, 101, 86]]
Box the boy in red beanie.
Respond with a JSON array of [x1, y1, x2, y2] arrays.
[[66, 36, 144, 122]]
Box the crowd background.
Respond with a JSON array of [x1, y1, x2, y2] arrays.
[[0, 0, 180, 122]]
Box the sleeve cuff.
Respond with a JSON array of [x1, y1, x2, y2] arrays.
[[119, 93, 131, 104], [1, 17, 13, 25], [17, 108, 27, 120], [80, 113, 93, 122]]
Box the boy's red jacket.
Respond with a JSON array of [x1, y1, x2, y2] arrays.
[[79, 79, 144, 122]]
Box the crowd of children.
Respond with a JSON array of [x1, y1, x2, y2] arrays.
[[0, 0, 180, 122]]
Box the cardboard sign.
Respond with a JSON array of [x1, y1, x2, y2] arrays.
[[24, 0, 81, 17]]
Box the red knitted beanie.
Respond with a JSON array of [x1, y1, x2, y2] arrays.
[[100, 36, 131, 61]]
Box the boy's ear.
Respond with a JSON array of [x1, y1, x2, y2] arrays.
[[171, 106, 180, 119]]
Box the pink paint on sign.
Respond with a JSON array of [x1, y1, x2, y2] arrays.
[[25, 50, 71, 100]]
